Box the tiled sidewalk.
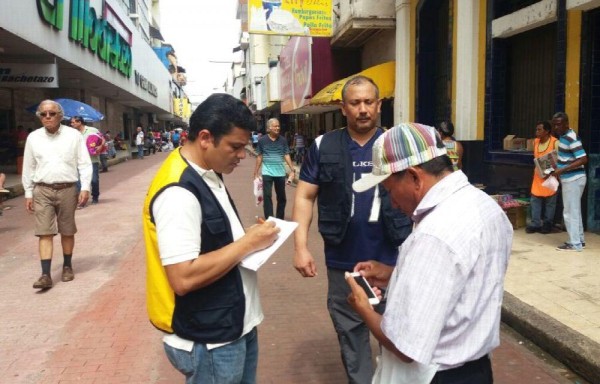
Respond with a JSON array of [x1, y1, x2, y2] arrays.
[[0, 149, 597, 383]]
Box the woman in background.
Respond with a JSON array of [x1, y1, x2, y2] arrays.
[[436, 120, 464, 170]]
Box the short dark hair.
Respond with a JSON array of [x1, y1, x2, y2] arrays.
[[71, 116, 85, 124], [188, 93, 255, 143], [437, 120, 454, 137], [341, 75, 379, 102], [537, 120, 552, 132]]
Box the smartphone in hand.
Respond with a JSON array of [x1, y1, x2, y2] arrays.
[[350, 272, 380, 305]]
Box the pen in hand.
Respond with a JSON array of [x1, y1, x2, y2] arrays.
[[255, 216, 265, 224]]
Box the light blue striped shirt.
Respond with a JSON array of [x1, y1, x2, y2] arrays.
[[557, 129, 586, 182], [256, 135, 290, 177]]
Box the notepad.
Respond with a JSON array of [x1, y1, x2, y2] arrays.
[[240, 217, 298, 271]]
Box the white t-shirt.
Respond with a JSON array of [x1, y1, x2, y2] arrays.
[[135, 131, 144, 146], [152, 162, 263, 351]]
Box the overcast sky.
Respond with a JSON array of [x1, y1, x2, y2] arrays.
[[159, 0, 240, 104]]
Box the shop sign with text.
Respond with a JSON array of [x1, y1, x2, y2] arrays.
[[248, 0, 332, 37], [280, 37, 312, 113], [0, 63, 59, 88], [37, 0, 133, 78]]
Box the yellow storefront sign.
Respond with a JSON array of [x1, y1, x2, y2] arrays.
[[173, 98, 191, 119], [248, 0, 332, 37]]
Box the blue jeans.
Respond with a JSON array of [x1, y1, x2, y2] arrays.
[[137, 144, 144, 159], [91, 162, 99, 201], [76, 162, 99, 202], [163, 328, 258, 384], [262, 175, 286, 219], [561, 176, 586, 248], [530, 193, 557, 228]]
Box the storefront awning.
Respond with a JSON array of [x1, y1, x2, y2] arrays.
[[309, 61, 395, 105]]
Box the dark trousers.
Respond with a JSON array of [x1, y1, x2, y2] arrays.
[[327, 268, 385, 384], [76, 162, 100, 202], [430, 355, 493, 384], [99, 154, 108, 171], [262, 175, 286, 219], [90, 162, 99, 202]]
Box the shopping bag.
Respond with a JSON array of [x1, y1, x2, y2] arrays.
[[541, 175, 559, 192], [253, 177, 263, 206]]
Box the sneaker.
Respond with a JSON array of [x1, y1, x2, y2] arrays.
[[556, 243, 582, 252], [33, 274, 53, 289], [91, 200, 98, 205], [61, 266, 74, 282], [525, 226, 540, 234], [563, 242, 585, 249]]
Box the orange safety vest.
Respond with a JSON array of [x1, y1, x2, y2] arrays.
[[531, 137, 558, 197]]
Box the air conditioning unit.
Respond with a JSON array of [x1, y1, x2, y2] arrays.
[[129, 13, 139, 19], [239, 68, 246, 76]]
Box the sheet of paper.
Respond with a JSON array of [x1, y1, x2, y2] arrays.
[[240, 217, 298, 271]]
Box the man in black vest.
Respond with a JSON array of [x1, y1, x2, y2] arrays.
[[143, 94, 279, 383], [292, 76, 412, 383]]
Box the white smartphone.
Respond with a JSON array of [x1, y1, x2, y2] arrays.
[[350, 272, 380, 305]]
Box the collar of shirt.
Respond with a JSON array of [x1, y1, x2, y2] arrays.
[[187, 162, 223, 190], [412, 171, 470, 223], [44, 124, 63, 137]]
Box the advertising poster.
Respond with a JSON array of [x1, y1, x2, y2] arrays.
[[248, 0, 332, 37]]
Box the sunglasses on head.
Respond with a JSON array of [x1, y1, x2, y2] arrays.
[[39, 111, 58, 117]]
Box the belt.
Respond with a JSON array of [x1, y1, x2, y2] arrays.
[[36, 182, 75, 190]]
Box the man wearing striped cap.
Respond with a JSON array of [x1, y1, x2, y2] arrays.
[[347, 123, 513, 383]]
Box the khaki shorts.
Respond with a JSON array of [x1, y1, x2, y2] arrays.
[[33, 184, 78, 236]]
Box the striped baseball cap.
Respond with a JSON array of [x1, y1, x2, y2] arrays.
[[353, 123, 447, 192]]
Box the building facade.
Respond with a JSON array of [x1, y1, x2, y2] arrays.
[[0, 0, 188, 172]]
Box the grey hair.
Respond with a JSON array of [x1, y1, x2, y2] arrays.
[[267, 118, 280, 128], [552, 112, 569, 122], [36, 100, 64, 117]]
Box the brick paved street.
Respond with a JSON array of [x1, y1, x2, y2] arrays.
[[0, 150, 588, 383]]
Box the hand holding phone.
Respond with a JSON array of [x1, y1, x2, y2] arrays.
[[350, 272, 380, 305]]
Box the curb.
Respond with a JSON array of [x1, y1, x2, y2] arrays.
[[502, 292, 600, 383]]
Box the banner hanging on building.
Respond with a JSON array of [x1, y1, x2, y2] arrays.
[[248, 0, 332, 37], [0, 63, 58, 88]]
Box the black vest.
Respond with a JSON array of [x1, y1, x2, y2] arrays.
[[316, 128, 412, 246], [169, 168, 246, 344]]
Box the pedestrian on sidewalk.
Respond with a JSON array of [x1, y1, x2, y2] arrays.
[[143, 93, 280, 383], [292, 76, 412, 383], [436, 120, 463, 170], [253, 118, 295, 220], [135, 126, 144, 159], [347, 123, 513, 383], [0, 172, 9, 216], [292, 131, 306, 165], [551, 112, 588, 252], [527, 120, 559, 234], [0, 172, 7, 193], [70, 116, 104, 205], [22, 100, 93, 289]]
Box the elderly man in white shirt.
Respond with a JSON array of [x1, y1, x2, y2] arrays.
[[22, 100, 93, 290], [347, 123, 513, 384]]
